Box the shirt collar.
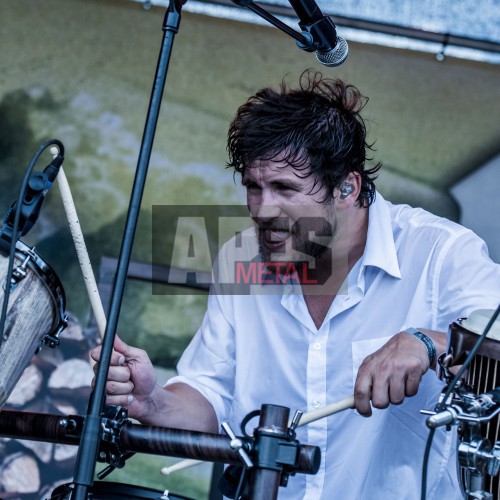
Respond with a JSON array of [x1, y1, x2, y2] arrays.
[[361, 192, 401, 279]]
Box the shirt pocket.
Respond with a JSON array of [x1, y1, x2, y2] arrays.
[[351, 335, 394, 415]]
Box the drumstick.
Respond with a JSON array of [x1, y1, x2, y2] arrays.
[[160, 395, 355, 476], [161, 458, 204, 476], [296, 395, 355, 426], [52, 146, 106, 338]]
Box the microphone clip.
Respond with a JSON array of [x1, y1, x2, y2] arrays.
[[296, 15, 338, 53], [0, 153, 64, 245]]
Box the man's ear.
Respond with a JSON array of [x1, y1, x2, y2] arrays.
[[339, 183, 354, 199], [335, 172, 362, 203]]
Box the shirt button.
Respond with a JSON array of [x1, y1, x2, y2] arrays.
[[313, 342, 321, 350], [312, 400, 321, 409]]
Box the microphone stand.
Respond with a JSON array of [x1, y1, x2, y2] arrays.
[[70, 1, 183, 498]]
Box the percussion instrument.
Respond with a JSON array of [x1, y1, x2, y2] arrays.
[[0, 404, 321, 500], [50, 481, 193, 499], [446, 309, 500, 499], [0, 240, 67, 408]]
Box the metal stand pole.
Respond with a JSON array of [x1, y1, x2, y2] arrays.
[[248, 405, 291, 499], [70, 2, 183, 498]]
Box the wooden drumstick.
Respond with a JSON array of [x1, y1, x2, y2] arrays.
[[160, 395, 355, 476], [296, 395, 355, 426], [52, 146, 106, 338], [161, 458, 204, 476]]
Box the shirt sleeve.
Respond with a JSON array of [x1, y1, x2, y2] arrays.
[[436, 229, 500, 331], [165, 284, 236, 427]]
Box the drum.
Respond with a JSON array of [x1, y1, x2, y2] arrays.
[[50, 481, 194, 499], [0, 240, 66, 409], [447, 309, 500, 499]]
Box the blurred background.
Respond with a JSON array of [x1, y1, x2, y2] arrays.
[[0, 0, 499, 498]]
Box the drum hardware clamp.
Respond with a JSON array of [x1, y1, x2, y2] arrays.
[[422, 387, 500, 429], [97, 405, 130, 471], [58, 404, 131, 475], [39, 313, 69, 352], [242, 405, 319, 489]]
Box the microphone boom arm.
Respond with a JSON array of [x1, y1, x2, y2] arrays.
[[230, 0, 315, 50], [230, 0, 348, 66]]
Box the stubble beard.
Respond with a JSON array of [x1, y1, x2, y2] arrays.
[[256, 208, 336, 277]]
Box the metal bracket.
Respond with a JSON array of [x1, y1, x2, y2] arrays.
[[98, 405, 130, 470], [3, 247, 37, 292], [39, 314, 69, 351]]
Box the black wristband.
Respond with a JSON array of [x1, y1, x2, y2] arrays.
[[402, 328, 437, 366]]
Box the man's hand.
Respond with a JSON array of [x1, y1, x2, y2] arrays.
[[90, 336, 157, 421], [353, 331, 443, 416], [90, 336, 218, 432]]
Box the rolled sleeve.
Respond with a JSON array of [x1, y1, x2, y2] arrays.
[[166, 290, 236, 427]]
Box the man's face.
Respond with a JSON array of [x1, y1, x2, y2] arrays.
[[242, 156, 336, 270]]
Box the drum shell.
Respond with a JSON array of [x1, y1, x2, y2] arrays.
[[0, 241, 66, 409]]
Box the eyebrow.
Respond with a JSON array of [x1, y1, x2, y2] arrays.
[[241, 177, 303, 191], [271, 179, 302, 190]]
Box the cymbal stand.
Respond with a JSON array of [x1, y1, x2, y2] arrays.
[[70, 1, 184, 498]]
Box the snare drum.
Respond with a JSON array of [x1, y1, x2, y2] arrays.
[[447, 309, 500, 498], [50, 481, 194, 499], [0, 240, 66, 409]]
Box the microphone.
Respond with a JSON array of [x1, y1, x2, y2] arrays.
[[0, 151, 64, 243], [288, 0, 348, 67]]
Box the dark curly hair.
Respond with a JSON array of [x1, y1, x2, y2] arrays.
[[226, 70, 381, 206]]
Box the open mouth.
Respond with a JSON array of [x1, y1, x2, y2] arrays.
[[261, 229, 290, 251]]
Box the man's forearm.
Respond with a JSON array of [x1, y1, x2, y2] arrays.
[[137, 382, 219, 433]]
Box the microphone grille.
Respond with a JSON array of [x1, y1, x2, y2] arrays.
[[316, 36, 349, 67]]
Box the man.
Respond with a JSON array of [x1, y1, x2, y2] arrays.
[[92, 71, 500, 499]]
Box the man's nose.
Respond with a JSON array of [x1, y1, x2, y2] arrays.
[[254, 203, 282, 223], [248, 188, 282, 222]]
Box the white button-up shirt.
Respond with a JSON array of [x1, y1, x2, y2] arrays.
[[167, 193, 500, 499]]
